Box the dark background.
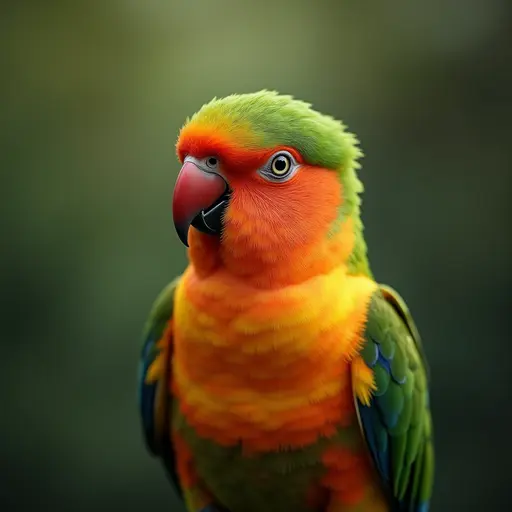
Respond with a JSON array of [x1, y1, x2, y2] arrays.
[[1, 1, 511, 511]]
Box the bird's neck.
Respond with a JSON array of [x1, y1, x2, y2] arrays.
[[186, 216, 371, 289]]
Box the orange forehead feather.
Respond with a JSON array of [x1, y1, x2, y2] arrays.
[[176, 122, 302, 173]]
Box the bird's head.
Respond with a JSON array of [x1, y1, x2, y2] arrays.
[[173, 91, 370, 287]]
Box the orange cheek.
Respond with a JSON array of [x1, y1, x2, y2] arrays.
[[225, 167, 341, 250]]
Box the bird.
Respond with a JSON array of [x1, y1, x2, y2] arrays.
[[138, 90, 434, 512]]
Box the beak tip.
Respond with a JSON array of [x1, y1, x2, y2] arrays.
[[175, 223, 190, 247]]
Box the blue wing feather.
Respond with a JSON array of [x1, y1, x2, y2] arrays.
[[358, 402, 391, 482]]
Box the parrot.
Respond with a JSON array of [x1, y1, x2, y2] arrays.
[[138, 90, 434, 512]]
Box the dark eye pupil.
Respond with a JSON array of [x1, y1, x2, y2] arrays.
[[208, 157, 217, 166], [274, 158, 287, 171]]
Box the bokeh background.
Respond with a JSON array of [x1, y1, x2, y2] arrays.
[[1, 1, 511, 511]]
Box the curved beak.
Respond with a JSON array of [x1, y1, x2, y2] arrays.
[[172, 161, 230, 246]]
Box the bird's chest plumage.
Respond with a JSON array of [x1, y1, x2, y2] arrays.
[[171, 265, 379, 511]]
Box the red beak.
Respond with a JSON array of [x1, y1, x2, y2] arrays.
[[172, 161, 229, 246]]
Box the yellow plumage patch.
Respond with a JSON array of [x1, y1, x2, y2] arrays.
[[172, 260, 378, 451], [351, 355, 376, 407], [144, 325, 170, 384]]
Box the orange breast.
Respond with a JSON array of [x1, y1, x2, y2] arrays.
[[172, 263, 377, 453]]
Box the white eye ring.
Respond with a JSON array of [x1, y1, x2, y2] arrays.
[[259, 150, 299, 182], [205, 156, 219, 169]]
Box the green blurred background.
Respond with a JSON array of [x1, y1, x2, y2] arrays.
[[1, 1, 511, 511]]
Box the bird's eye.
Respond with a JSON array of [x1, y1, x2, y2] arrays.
[[259, 151, 299, 182], [270, 154, 291, 176], [205, 156, 219, 169]]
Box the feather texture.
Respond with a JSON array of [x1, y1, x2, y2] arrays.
[[353, 286, 434, 511]]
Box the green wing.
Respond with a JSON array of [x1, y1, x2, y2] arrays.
[[138, 277, 182, 497], [354, 285, 434, 512]]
